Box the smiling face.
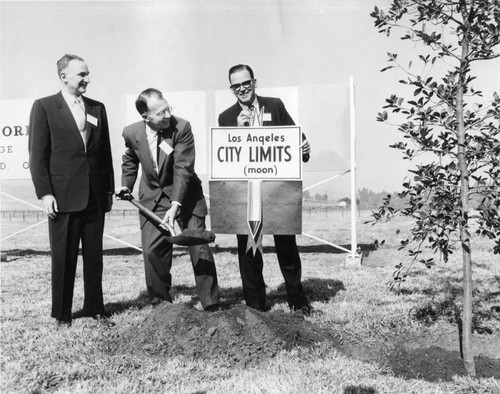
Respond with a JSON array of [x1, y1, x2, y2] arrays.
[[60, 59, 90, 97], [143, 95, 172, 131], [229, 69, 256, 106]]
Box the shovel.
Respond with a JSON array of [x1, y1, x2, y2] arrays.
[[121, 193, 216, 246]]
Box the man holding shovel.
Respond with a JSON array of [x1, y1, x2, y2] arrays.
[[116, 88, 220, 311]]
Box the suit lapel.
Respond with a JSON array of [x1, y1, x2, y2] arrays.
[[135, 123, 158, 178], [55, 92, 86, 149], [82, 97, 96, 147], [257, 96, 272, 126], [157, 117, 177, 176], [157, 132, 169, 174], [231, 102, 242, 119]]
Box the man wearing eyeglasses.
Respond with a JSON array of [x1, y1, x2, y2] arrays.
[[218, 64, 313, 316], [116, 88, 220, 311]]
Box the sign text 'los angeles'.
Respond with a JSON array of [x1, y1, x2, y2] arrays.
[[210, 126, 302, 180]]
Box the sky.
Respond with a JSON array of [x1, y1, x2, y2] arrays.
[[1, 0, 499, 197]]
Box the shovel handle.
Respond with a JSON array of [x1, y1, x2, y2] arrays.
[[161, 221, 177, 237], [124, 194, 177, 236]]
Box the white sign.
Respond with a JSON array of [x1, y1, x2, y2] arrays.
[[0, 99, 33, 180], [210, 126, 302, 180]]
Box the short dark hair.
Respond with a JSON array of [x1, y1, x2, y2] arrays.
[[135, 88, 163, 115], [57, 54, 84, 77], [228, 64, 254, 82]]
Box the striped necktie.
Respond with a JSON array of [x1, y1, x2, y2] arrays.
[[73, 97, 88, 149], [73, 97, 86, 131]]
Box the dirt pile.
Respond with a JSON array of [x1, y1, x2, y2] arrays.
[[112, 303, 339, 366]]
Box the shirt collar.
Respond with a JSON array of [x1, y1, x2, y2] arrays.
[[239, 97, 259, 111], [145, 123, 167, 140], [61, 89, 83, 108], [145, 123, 157, 138]]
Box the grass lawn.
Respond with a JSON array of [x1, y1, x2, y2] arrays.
[[1, 208, 499, 393]]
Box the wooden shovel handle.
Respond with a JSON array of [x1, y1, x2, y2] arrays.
[[124, 194, 176, 236], [161, 221, 177, 237]]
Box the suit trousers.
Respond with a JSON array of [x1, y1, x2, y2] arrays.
[[237, 234, 309, 310], [48, 194, 105, 320], [141, 214, 219, 308]]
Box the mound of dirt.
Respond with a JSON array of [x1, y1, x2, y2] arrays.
[[111, 303, 339, 366]]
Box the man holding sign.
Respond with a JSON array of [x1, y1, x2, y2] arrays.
[[116, 89, 220, 311], [218, 64, 313, 315]]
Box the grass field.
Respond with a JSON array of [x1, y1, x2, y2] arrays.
[[1, 189, 500, 393]]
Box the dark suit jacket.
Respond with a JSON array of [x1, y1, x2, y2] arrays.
[[218, 95, 294, 127], [29, 91, 114, 213], [218, 95, 309, 162], [121, 116, 207, 225]]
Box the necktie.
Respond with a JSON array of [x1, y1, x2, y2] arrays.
[[73, 98, 88, 149], [156, 132, 162, 164], [73, 98, 86, 131], [156, 131, 167, 173], [244, 105, 254, 127]]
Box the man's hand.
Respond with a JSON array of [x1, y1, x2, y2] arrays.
[[301, 139, 311, 156], [162, 202, 180, 229], [237, 109, 253, 127], [107, 192, 114, 210], [42, 195, 58, 220], [115, 186, 131, 200]]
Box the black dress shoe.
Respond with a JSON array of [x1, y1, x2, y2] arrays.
[[56, 317, 72, 327], [204, 304, 222, 312], [72, 309, 95, 319]]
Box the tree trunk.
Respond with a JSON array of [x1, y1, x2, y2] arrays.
[[456, 26, 476, 376]]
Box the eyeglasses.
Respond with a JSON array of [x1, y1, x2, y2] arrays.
[[151, 106, 172, 118], [230, 79, 254, 92]]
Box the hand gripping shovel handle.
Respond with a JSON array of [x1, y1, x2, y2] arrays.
[[121, 193, 175, 236], [121, 193, 215, 246]]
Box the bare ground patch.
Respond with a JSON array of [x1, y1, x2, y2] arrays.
[[111, 303, 340, 367], [342, 331, 500, 382], [108, 301, 500, 382]]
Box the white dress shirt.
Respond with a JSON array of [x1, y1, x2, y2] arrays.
[[61, 90, 88, 149], [145, 123, 160, 173], [239, 98, 262, 126], [144, 123, 181, 208]]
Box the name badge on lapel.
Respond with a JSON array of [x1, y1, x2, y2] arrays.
[[87, 114, 98, 126], [159, 140, 173, 155], [263, 113, 272, 122]]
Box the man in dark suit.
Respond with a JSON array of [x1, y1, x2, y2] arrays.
[[116, 88, 220, 311], [218, 64, 313, 315], [29, 54, 114, 327]]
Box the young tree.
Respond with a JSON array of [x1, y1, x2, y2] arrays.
[[371, 0, 500, 376]]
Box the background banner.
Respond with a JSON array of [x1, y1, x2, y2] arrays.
[[0, 99, 33, 180], [1, 83, 350, 203]]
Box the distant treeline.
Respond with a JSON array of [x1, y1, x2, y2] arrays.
[[303, 187, 399, 209]]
